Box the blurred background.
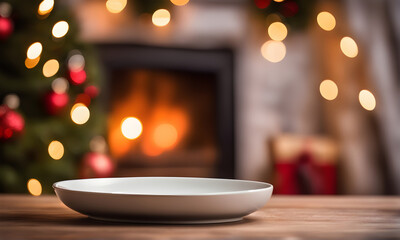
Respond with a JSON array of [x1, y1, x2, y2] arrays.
[[0, 0, 399, 196]]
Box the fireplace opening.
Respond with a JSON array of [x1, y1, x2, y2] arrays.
[[97, 44, 235, 178]]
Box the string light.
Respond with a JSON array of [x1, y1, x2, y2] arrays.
[[121, 117, 142, 140], [48, 140, 64, 160], [340, 37, 358, 58], [359, 90, 376, 111], [51, 78, 69, 94], [42, 59, 59, 77], [274, 0, 285, 2], [317, 11, 336, 31], [27, 178, 42, 196], [52, 21, 69, 38], [25, 57, 40, 69], [3, 94, 20, 109], [268, 22, 288, 41], [153, 124, 178, 149], [38, 0, 54, 15], [170, 0, 190, 6], [319, 80, 338, 100], [261, 40, 286, 63], [152, 9, 170, 27], [27, 42, 42, 60], [68, 53, 85, 72], [71, 103, 90, 125], [106, 0, 127, 14]]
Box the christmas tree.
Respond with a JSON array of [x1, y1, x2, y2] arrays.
[[0, 0, 112, 195]]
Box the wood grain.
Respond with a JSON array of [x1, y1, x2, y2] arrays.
[[0, 194, 399, 239]]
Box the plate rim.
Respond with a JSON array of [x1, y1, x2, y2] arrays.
[[53, 176, 273, 197]]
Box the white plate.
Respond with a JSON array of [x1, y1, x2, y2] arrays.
[[53, 177, 273, 224]]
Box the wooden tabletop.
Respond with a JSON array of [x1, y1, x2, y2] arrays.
[[1, 195, 399, 239]]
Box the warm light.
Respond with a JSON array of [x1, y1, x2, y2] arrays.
[[121, 117, 143, 140], [71, 103, 90, 125], [261, 40, 286, 63], [69, 69, 87, 85], [68, 54, 85, 71], [48, 140, 64, 160], [27, 179, 42, 196], [319, 80, 338, 100], [51, 78, 69, 94], [38, 0, 54, 15], [27, 42, 42, 60], [170, 0, 190, 6], [317, 11, 336, 31], [25, 57, 40, 69], [268, 22, 287, 41], [106, 0, 127, 14], [4, 94, 20, 109], [340, 37, 358, 58], [274, 0, 285, 2], [42, 59, 59, 78], [153, 124, 178, 149], [152, 9, 170, 27], [52, 21, 69, 38], [359, 90, 376, 111]]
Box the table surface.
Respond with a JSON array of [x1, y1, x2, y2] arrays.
[[0, 195, 399, 240]]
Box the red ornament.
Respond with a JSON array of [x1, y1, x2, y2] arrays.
[[69, 69, 87, 85], [75, 93, 91, 106], [44, 91, 69, 115], [0, 17, 13, 40], [80, 152, 114, 178], [0, 105, 24, 140], [84, 85, 99, 98], [281, 0, 299, 17], [254, 0, 271, 9]]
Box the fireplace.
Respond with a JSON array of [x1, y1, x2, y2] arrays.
[[97, 44, 235, 178]]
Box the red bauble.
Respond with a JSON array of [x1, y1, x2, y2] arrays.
[[281, 0, 299, 17], [80, 152, 114, 178], [0, 17, 13, 40], [44, 91, 69, 115], [254, 0, 271, 9], [84, 85, 99, 98], [0, 105, 24, 140], [69, 69, 87, 85]]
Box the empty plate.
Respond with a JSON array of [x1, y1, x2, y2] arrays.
[[53, 177, 273, 224]]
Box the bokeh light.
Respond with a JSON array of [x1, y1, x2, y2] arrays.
[[27, 42, 42, 60], [340, 37, 358, 58], [52, 21, 69, 38], [106, 0, 127, 14], [170, 0, 190, 6], [317, 11, 336, 31], [48, 140, 64, 160], [51, 78, 69, 94], [319, 79, 338, 100], [274, 0, 285, 2], [153, 123, 178, 149], [42, 59, 59, 78], [359, 90, 376, 111], [268, 22, 288, 41], [38, 0, 54, 15], [69, 69, 87, 85], [27, 179, 42, 196], [152, 9, 171, 27], [121, 117, 143, 140], [25, 56, 40, 69], [68, 54, 85, 72], [3, 94, 20, 109], [71, 103, 90, 125], [261, 40, 286, 63], [255, 0, 271, 9]]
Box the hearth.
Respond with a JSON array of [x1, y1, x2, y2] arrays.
[[97, 44, 234, 178]]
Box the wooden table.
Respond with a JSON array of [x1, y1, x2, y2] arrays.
[[1, 195, 399, 239]]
